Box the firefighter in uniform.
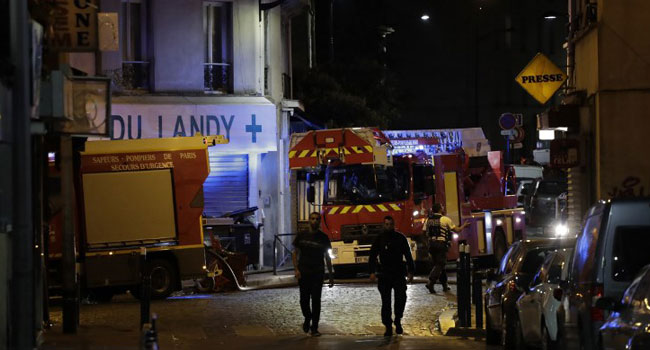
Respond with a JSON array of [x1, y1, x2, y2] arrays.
[[424, 203, 469, 293], [369, 216, 415, 337], [292, 212, 334, 337]]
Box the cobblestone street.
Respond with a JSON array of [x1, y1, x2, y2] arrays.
[[49, 282, 456, 337], [42, 281, 498, 349]]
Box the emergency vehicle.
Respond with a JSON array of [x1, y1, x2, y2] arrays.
[[47, 135, 227, 300], [290, 128, 525, 275]]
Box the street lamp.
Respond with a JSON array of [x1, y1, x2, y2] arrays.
[[421, 14, 430, 21]]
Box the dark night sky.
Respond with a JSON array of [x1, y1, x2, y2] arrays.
[[321, 0, 567, 150]]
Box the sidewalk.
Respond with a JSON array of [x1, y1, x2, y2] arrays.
[[243, 269, 459, 290]]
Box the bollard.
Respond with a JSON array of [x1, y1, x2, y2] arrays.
[[140, 247, 151, 327], [141, 313, 159, 350], [462, 244, 472, 327], [473, 268, 483, 329], [457, 242, 470, 327]]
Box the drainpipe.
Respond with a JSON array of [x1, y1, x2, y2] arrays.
[[9, 0, 35, 347]]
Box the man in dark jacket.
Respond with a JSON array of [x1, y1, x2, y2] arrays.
[[369, 216, 415, 337], [292, 212, 334, 337]]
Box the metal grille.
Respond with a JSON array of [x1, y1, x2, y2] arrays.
[[204, 63, 232, 93], [203, 153, 248, 217]]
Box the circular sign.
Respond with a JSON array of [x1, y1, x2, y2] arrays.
[[513, 126, 525, 143], [499, 113, 516, 130]]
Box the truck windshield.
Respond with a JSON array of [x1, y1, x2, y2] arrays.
[[324, 163, 409, 204]]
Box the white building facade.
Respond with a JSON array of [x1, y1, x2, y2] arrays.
[[92, 0, 306, 266]]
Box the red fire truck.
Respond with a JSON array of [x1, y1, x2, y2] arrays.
[[289, 127, 525, 275], [47, 135, 227, 300]]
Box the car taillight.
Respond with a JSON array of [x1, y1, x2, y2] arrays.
[[553, 288, 563, 301], [508, 280, 517, 292], [590, 284, 605, 321]]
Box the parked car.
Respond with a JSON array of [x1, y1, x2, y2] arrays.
[[597, 265, 650, 350], [527, 178, 567, 227], [484, 238, 575, 349], [558, 197, 650, 350], [516, 248, 574, 350]]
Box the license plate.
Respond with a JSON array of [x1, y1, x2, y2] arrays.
[[355, 256, 369, 263]]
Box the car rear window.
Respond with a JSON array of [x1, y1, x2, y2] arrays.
[[612, 226, 650, 282], [519, 247, 555, 275]]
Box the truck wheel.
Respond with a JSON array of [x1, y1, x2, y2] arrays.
[[494, 232, 507, 264], [130, 259, 178, 300], [148, 259, 178, 299]]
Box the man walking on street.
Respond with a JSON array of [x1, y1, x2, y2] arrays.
[[369, 216, 415, 337], [424, 203, 469, 293], [292, 212, 334, 337]]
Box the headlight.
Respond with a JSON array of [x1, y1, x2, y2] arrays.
[[554, 223, 568, 237], [328, 248, 338, 259]]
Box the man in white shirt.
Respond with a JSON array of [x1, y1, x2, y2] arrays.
[[423, 203, 469, 293]]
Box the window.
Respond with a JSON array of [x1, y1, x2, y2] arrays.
[[204, 1, 233, 93], [532, 253, 555, 287], [519, 247, 554, 275], [611, 226, 650, 282], [499, 243, 519, 275], [546, 253, 566, 285], [120, 0, 149, 90], [324, 164, 409, 205]]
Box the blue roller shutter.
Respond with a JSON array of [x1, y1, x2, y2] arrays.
[[203, 152, 249, 217]]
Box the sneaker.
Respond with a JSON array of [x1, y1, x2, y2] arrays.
[[425, 283, 435, 294], [311, 329, 321, 337], [395, 321, 403, 335], [302, 318, 310, 333], [384, 326, 393, 337]]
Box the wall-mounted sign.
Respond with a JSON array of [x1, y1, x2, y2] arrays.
[[515, 53, 567, 105], [98, 12, 119, 51], [550, 139, 579, 168], [46, 0, 98, 51], [111, 101, 277, 153], [56, 76, 111, 136]]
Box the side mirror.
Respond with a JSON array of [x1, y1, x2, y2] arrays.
[[307, 186, 315, 203], [595, 297, 624, 312]]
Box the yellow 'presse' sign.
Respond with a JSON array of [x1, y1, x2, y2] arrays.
[[515, 53, 567, 105]]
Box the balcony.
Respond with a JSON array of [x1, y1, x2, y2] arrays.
[[204, 63, 232, 94], [106, 61, 150, 92]]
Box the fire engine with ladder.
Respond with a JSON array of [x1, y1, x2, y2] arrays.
[[289, 127, 526, 276]]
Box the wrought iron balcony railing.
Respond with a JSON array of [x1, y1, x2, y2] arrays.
[[204, 63, 232, 93]]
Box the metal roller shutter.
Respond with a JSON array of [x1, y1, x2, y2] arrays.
[[203, 152, 249, 217]]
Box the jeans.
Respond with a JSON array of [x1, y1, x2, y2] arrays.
[[298, 273, 324, 330], [377, 274, 407, 326]]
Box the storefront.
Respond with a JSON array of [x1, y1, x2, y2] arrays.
[[111, 96, 280, 264]]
